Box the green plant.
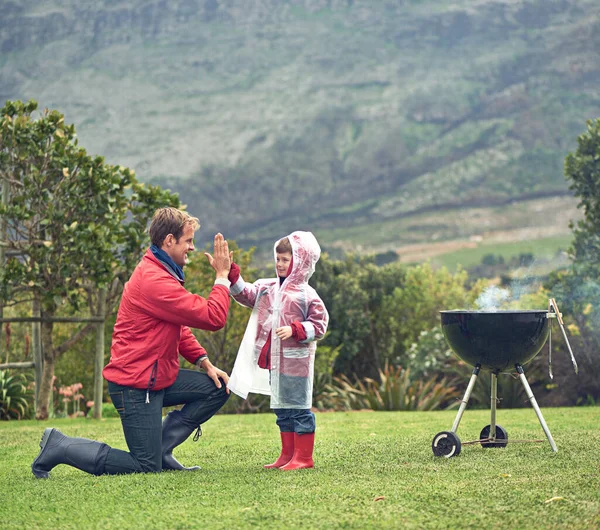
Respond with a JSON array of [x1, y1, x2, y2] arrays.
[[312, 372, 334, 411], [576, 394, 599, 407], [403, 326, 455, 379], [0, 99, 180, 419], [0, 370, 33, 420], [322, 363, 460, 412], [96, 402, 120, 418]]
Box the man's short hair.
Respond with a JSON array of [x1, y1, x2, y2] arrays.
[[275, 237, 292, 254], [148, 207, 200, 247]]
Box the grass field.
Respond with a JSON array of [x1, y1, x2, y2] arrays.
[[431, 234, 573, 271], [1, 408, 599, 529]]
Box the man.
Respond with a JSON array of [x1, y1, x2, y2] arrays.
[[32, 207, 232, 478]]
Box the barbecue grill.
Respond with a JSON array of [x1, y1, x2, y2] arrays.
[[431, 299, 577, 458]]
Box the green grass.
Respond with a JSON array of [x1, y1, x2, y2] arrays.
[[1, 408, 599, 529], [433, 234, 574, 271], [312, 196, 579, 259]]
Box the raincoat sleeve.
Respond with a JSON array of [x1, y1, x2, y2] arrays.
[[178, 326, 208, 364], [230, 275, 261, 308], [299, 295, 329, 343]]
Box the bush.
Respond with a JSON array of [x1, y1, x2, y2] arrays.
[[0, 370, 34, 420], [319, 363, 460, 411], [404, 326, 455, 379], [96, 402, 120, 418]]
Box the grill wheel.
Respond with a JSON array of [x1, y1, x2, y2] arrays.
[[479, 424, 509, 448], [432, 431, 462, 458]]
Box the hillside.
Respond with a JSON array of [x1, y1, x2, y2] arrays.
[[1, 0, 598, 256]]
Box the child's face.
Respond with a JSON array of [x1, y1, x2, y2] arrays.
[[276, 252, 292, 277]]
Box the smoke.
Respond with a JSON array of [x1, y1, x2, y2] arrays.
[[474, 258, 548, 311], [475, 285, 510, 311]]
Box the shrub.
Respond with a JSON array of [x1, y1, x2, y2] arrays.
[[97, 402, 120, 418], [404, 326, 455, 379], [0, 370, 34, 420], [319, 363, 460, 411]]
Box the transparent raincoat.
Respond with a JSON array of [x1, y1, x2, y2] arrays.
[[227, 231, 329, 409]]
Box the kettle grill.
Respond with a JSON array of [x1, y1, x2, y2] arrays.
[[432, 299, 577, 457]]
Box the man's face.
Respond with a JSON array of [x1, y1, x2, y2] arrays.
[[276, 251, 292, 277], [163, 224, 195, 267]]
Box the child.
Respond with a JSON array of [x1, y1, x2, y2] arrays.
[[227, 231, 329, 470]]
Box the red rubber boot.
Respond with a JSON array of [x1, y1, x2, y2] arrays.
[[280, 432, 314, 471], [264, 432, 295, 469]]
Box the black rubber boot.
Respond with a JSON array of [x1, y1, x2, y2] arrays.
[[32, 428, 108, 479], [161, 411, 201, 471]]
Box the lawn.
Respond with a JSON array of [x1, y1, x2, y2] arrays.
[[1, 407, 598, 529]]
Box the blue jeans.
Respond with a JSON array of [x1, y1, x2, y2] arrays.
[[274, 408, 315, 434], [102, 369, 229, 474]]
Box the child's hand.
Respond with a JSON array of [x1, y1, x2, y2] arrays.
[[275, 326, 293, 340]]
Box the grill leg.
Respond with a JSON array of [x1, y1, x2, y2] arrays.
[[490, 372, 498, 440], [451, 364, 481, 433], [516, 364, 558, 452]]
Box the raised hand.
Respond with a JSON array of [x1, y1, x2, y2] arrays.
[[204, 233, 231, 279]]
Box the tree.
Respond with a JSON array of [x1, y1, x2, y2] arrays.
[[0, 100, 180, 418], [311, 254, 408, 378], [565, 118, 600, 277], [543, 118, 600, 404]]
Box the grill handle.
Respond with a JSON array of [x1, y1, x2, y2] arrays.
[[547, 298, 578, 375]]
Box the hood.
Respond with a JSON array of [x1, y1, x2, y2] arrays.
[[274, 231, 321, 285]]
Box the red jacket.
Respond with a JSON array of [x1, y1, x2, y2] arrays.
[[103, 249, 230, 390]]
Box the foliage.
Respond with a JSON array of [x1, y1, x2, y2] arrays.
[[0, 99, 180, 419], [314, 342, 340, 378], [540, 118, 600, 405], [544, 270, 600, 405], [404, 326, 455, 380], [565, 118, 600, 277], [312, 343, 342, 410], [0, 370, 33, 420], [311, 254, 404, 376], [319, 363, 460, 412], [576, 394, 600, 407], [311, 253, 483, 379], [96, 401, 120, 419], [379, 262, 482, 367], [0, 303, 32, 366]]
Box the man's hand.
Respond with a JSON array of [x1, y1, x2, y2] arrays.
[[275, 326, 293, 340], [200, 358, 230, 393], [204, 233, 232, 279]]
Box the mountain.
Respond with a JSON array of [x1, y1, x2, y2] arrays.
[[1, 0, 599, 257]]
